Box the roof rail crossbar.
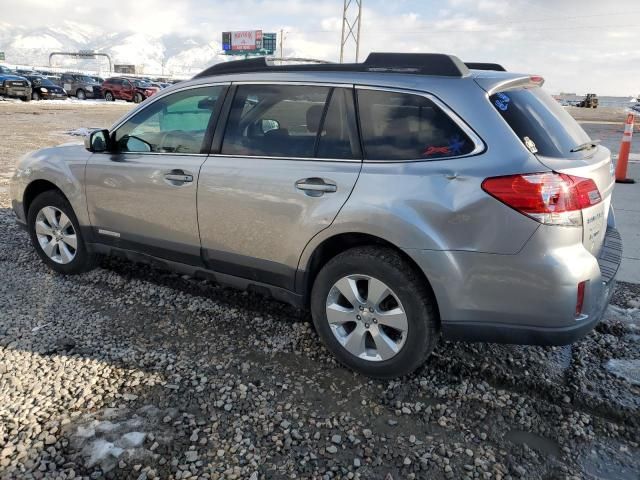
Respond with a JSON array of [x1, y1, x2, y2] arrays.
[[193, 52, 470, 79], [464, 62, 506, 72]]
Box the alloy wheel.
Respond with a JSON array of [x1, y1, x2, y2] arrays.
[[325, 274, 408, 362], [34, 206, 77, 264]]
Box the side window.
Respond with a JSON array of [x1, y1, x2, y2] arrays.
[[222, 84, 330, 158], [114, 85, 225, 154], [317, 88, 359, 159], [357, 89, 475, 160]]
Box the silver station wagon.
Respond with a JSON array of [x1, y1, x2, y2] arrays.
[[10, 53, 622, 378]]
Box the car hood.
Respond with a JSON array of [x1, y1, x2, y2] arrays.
[[0, 74, 28, 82]]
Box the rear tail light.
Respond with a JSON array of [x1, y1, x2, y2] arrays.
[[482, 172, 601, 226], [576, 281, 586, 316]]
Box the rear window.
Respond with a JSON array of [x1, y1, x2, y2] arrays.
[[357, 89, 475, 160], [490, 87, 592, 158]]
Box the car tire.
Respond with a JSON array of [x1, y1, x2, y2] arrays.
[[32, 91, 40, 101], [27, 190, 97, 275], [133, 92, 143, 103], [310, 246, 439, 378], [76, 89, 86, 100], [104, 91, 114, 102], [21, 95, 31, 102]]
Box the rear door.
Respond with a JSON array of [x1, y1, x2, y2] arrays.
[[489, 86, 615, 255], [197, 83, 362, 290]]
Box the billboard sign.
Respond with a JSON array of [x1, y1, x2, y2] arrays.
[[223, 30, 273, 54], [114, 64, 136, 74]]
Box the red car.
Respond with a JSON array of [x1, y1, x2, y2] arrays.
[[101, 77, 159, 103]]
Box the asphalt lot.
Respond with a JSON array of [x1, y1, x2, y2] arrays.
[[0, 100, 638, 480]]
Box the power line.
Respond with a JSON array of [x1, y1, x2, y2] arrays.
[[340, 0, 363, 63], [287, 22, 639, 36], [290, 11, 640, 35]]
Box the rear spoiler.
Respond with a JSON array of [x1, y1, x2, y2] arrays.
[[464, 62, 506, 72], [474, 74, 544, 95]]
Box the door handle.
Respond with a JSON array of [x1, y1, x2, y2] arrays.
[[295, 178, 337, 194], [164, 170, 193, 184]]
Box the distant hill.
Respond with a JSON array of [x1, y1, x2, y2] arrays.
[[0, 20, 228, 77]]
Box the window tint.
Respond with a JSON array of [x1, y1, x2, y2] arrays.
[[490, 87, 592, 158], [114, 86, 224, 154], [317, 88, 359, 159], [222, 84, 330, 158], [357, 89, 474, 160]]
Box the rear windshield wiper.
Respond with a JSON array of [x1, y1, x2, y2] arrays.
[[570, 140, 600, 152]]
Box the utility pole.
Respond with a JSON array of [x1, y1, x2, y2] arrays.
[[339, 0, 363, 63], [279, 29, 284, 60]]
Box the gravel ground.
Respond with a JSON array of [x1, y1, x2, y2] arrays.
[[0, 101, 639, 480]]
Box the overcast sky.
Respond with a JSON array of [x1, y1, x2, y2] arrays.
[[4, 0, 640, 95]]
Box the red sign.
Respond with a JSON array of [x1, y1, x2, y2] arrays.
[[231, 30, 262, 51]]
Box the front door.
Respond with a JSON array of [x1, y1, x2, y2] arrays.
[[121, 79, 135, 101], [85, 84, 227, 263], [198, 84, 362, 290]]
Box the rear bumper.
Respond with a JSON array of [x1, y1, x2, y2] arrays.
[[405, 225, 622, 346], [41, 92, 68, 99]]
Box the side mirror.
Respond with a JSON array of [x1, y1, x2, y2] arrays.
[[85, 129, 110, 152], [261, 119, 280, 134]]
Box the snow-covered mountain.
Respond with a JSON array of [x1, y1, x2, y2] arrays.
[[0, 21, 227, 77]]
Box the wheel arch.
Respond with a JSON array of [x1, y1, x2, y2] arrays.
[[298, 232, 440, 318], [23, 179, 69, 217]]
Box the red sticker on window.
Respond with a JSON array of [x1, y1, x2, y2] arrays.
[[423, 145, 451, 156]]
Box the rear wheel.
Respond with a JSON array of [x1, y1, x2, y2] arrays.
[[27, 190, 97, 274], [104, 91, 114, 102], [133, 92, 143, 103], [311, 246, 439, 378], [76, 89, 86, 100]]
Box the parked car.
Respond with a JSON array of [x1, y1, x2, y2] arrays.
[[10, 53, 621, 378], [0, 65, 31, 101], [58, 72, 101, 100], [24, 75, 68, 100], [101, 77, 160, 103]]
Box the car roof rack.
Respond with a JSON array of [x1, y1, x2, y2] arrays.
[[193, 52, 471, 79], [464, 62, 506, 72]]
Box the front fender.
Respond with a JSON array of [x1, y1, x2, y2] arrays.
[[10, 144, 92, 226]]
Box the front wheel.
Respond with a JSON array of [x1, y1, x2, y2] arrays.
[[104, 91, 114, 102], [76, 89, 86, 100], [27, 190, 97, 274], [133, 92, 143, 103], [311, 247, 439, 378]]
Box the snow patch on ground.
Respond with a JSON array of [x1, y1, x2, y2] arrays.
[[67, 405, 175, 474], [605, 359, 640, 386], [65, 127, 101, 137]]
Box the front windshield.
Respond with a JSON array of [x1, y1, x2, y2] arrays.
[[29, 77, 56, 87]]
